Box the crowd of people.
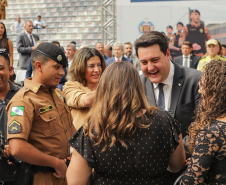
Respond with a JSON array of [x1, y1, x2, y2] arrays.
[[0, 7, 225, 185]]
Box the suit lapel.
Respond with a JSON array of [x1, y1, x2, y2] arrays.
[[145, 79, 156, 106], [190, 56, 194, 68], [169, 63, 184, 117], [178, 56, 183, 66], [24, 32, 32, 47]]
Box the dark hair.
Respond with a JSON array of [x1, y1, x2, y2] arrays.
[[177, 22, 184, 27], [0, 22, 9, 51], [190, 9, 200, 15], [69, 48, 106, 84], [134, 31, 168, 57], [51, 41, 60, 47], [188, 59, 226, 152], [0, 49, 10, 66], [38, 15, 41, 18], [70, 41, 76, 45], [31, 50, 50, 70], [109, 46, 112, 51], [182, 41, 192, 48], [222, 44, 226, 49], [167, 25, 173, 29]]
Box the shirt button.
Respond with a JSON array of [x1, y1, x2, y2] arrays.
[[25, 87, 28, 90], [49, 116, 52, 119]]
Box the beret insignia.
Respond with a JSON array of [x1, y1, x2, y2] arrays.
[[57, 55, 62, 61]]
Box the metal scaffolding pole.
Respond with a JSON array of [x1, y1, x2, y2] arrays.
[[101, 0, 116, 45]]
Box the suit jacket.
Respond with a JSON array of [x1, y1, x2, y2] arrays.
[[174, 55, 201, 69], [106, 56, 133, 67], [140, 62, 202, 137], [16, 32, 39, 69]]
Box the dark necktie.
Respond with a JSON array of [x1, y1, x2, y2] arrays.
[[30, 35, 34, 46], [157, 83, 165, 111]]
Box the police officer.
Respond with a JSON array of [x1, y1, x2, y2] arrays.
[[6, 42, 75, 185], [179, 9, 211, 57]]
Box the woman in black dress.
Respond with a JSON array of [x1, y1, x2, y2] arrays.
[[0, 22, 13, 66], [181, 59, 226, 184], [67, 62, 186, 185]]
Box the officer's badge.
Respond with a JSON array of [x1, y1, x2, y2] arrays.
[[8, 120, 21, 134], [199, 28, 203, 33], [57, 55, 62, 61], [39, 105, 53, 114], [11, 106, 24, 116]]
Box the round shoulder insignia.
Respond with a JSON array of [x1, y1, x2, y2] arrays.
[[57, 55, 62, 61]]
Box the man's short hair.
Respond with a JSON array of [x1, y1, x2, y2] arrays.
[[113, 41, 124, 50], [182, 41, 192, 48], [190, 9, 200, 15], [134, 31, 168, 57], [31, 51, 50, 71], [124, 42, 132, 46], [167, 25, 173, 29], [38, 15, 41, 18], [51, 41, 60, 47], [177, 22, 184, 27], [70, 41, 76, 45], [0, 49, 10, 66], [95, 42, 104, 48], [67, 43, 76, 51], [222, 44, 226, 49]]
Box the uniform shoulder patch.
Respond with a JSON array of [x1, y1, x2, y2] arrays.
[[8, 120, 21, 134], [11, 106, 24, 116], [39, 105, 53, 114]]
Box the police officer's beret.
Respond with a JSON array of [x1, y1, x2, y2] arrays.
[[191, 9, 200, 15], [35, 42, 67, 68]]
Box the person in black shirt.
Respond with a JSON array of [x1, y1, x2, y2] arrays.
[[179, 9, 211, 58], [0, 49, 20, 185]]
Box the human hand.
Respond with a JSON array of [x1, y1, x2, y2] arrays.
[[53, 158, 67, 178], [3, 145, 10, 158], [192, 43, 201, 51]]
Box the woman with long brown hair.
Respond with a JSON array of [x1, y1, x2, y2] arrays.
[[0, 22, 13, 66], [181, 59, 226, 184], [63, 47, 106, 131], [67, 62, 186, 185]]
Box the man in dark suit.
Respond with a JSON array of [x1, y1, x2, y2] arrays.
[[95, 42, 109, 61], [134, 31, 202, 138], [106, 41, 132, 67], [16, 20, 39, 69], [174, 41, 200, 69]]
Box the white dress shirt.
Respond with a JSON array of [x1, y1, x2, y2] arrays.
[[153, 61, 174, 111], [25, 30, 36, 46], [115, 56, 123, 62]]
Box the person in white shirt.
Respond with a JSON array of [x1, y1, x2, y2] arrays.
[[174, 41, 200, 69], [10, 16, 25, 32], [33, 15, 46, 29]]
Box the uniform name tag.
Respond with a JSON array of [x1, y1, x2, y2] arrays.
[[8, 120, 21, 134], [39, 105, 53, 114]]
